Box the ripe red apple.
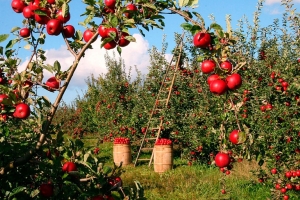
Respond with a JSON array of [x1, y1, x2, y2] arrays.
[[29, 0, 40, 11], [103, 40, 117, 50], [98, 25, 108, 38], [11, 0, 26, 13], [22, 6, 34, 18], [209, 79, 227, 95], [220, 61, 233, 73], [226, 73, 242, 90], [47, 0, 56, 4], [106, 27, 118, 39], [56, 9, 70, 23], [207, 74, 220, 85], [45, 77, 60, 91], [34, 8, 50, 25], [118, 32, 130, 47], [83, 29, 96, 43], [63, 25, 75, 38], [39, 183, 54, 198], [19, 28, 30, 38], [229, 130, 240, 144], [62, 161, 77, 172], [46, 19, 63, 36], [271, 168, 277, 174], [91, 195, 104, 200], [104, 0, 116, 9], [215, 152, 230, 168], [13, 103, 31, 119], [201, 60, 216, 74], [193, 32, 211, 48], [0, 94, 8, 104], [124, 4, 138, 18]]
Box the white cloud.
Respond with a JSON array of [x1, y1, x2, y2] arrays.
[[265, 0, 300, 5], [20, 34, 151, 90]]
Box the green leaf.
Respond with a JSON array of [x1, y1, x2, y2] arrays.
[[62, 2, 69, 18], [0, 34, 9, 43], [9, 186, 26, 198], [42, 96, 51, 107], [103, 166, 112, 175], [34, 9, 47, 16], [238, 131, 246, 144], [124, 36, 136, 42], [0, 46, 3, 55], [54, 60, 61, 72], [180, 22, 193, 31], [6, 39, 19, 49], [117, 46, 121, 55], [11, 27, 20, 33], [109, 15, 119, 27], [210, 23, 223, 33]]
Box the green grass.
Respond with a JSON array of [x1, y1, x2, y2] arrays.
[[83, 141, 274, 200]]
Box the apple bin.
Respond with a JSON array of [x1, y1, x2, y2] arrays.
[[153, 138, 173, 173], [113, 137, 132, 166]]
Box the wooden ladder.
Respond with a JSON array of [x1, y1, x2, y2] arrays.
[[134, 34, 185, 167]]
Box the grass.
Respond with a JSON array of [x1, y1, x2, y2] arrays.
[[79, 140, 274, 200]]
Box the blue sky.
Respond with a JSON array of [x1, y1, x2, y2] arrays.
[[0, 0, 300, 103]]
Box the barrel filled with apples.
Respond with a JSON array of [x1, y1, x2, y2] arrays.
[[113, 137, 132, 166], [153, 138, 173, 173]]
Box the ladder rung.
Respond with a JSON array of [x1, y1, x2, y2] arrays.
[[137, 158, 151, 161]]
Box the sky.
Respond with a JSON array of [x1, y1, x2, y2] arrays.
[[0, 0, 300, 104]]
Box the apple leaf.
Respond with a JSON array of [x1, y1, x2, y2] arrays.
[[143, 3, 157, 10], [210, 23, 223, 33], [237, 131, 246, 144], [192, 12, 205, 27], [180, 22, 192, 31], [62, 2, 69, 18], [178, 0, 189, 7], [42, 96, 51, 107], [124, 36, 136, 42], [6, 39, 19, 49], [117, 46, 121, 55], [54, 60, 61, 72], [0, 34, 9, 43], [11, 27, 20, 33], [34, 9, 47, 16]]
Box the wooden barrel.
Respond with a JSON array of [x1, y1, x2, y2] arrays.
[[113, 144, 132, 167], [154, 144, 173, 173]]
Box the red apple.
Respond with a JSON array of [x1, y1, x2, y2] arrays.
[[104, 0, 116, 9], [226, 73, 242, 90], [207, 74, 220, 85], [39, 183, 54, 198], [0, 94, 8, 104], [118, 32, 130, 47], [34, 8, 50, 25], [63, 25, 75, 38], [229, 129, 239, 144], [98, 25, 108, 38], [45, 77, 60, 91], [209, 79, 227, 95], [56, 9, 70, 23], [83, 29, 96, 43], [220, 61, 233, 73], [103, 40, 117, 50], [46, 19, 63, 36], [11, 0, 26, 13], [29, 0, 40, 11], [124, 4, 138, 18], [106, 27, 118, 39], [193, 32, 211, 48], [13, 103, 31, 119], [62, 161, 77, 172], [22, 6, 34, 18], [201, 60, 216, 74], [47, 0, 56, 4], [19, 28, 30, 38]]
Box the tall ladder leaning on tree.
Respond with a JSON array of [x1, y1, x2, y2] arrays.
[[134, 33, 185, 167]]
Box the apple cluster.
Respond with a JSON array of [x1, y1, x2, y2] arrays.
[[271, 168, 300, 199], [11, 0, 75, 38], [155, 138, 172, 145], [193, 32, 242, 95], [113, 137, 130, 145]]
